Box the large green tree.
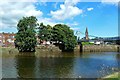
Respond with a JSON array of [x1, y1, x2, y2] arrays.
[[52, 24, 77, 52], [38, 23, 52, 42], [15, 16, 37, 52]]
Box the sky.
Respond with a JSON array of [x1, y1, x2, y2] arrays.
[[0, 0, 119, 38]]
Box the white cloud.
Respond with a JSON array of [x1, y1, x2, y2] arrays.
[[67, 21, 80, 30], [66, 22, 79, 27], [1, 0, 118, 33], [65, 0, 80, 6], [0, 2, 43, 31], [70, 27, 80, 30], [38, 18, 80, 28], [1, 0, 37, 2], [101, 0, 119, 2], [87, 8, 94, 11], [50, 0, 83, 20], [38, 18, 59, 26], [101, 0, 119, 5]]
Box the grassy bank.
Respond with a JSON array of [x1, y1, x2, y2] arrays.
[[1, 47, 19, 57], [100, 72, 120, 80], [104, 72, 119, 78], [82, 42, 94, 45]]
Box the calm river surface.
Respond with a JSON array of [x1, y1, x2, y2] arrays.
[[2, 48, 120, 78]]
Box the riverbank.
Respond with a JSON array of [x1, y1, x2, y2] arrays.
[[103, 72, 119, 78], [36, 44, 120, 53], [76, 45, 120, 52], [1, 46, 120, 58], [1, 44, 120, 54], [98, 72, 120, 80]]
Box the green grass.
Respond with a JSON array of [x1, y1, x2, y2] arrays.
[[82, 42, 94, 45], [101, 72, 120, 80]]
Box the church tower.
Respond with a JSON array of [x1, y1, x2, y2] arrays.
[[85, 27, 89, 40]]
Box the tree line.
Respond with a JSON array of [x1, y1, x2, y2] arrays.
[[15, 16, 77, 52]]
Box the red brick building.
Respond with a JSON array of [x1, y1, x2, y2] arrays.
[[0, 33, 16, 47]]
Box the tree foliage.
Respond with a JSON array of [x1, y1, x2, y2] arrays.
[[15, 16, 37, 52], [15, 16, 77, 52], [38, 23, 52, 41], [52, 24, 77, 52]]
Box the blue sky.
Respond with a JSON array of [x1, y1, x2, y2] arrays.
[[0, 1, 118, 38]]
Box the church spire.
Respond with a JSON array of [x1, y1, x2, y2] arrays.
[[85, 27, 89, 40]]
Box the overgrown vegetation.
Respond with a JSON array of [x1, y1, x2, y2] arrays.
[[82, 42, 94, 45], [15, 16, 37, 52], [52, 24, 77, 52], [38, 23, 52, 42], [15, 16, 77, 52]]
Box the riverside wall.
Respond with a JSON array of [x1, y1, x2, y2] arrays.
[[80, 45, 120, 52], [3, 44, 119, 54], [38, 44, 120, 52]]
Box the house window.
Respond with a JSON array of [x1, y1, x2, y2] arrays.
[[7, 39, 11, 42], [9, 36, 14, 38]]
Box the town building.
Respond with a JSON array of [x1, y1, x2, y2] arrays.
[[0, 33, 41, 47], [0, 33, 16, 47]]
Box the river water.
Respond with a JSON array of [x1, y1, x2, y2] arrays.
[[2, 49, 120, 78]]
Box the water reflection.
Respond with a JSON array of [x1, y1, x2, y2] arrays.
[[116, 53, 120, 59], [15, 53, 74, 78], [2, 52, 120, 78], [37, 57, 74, 78], [15, 53, 36, 78], [116, 53, 120, 72]]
